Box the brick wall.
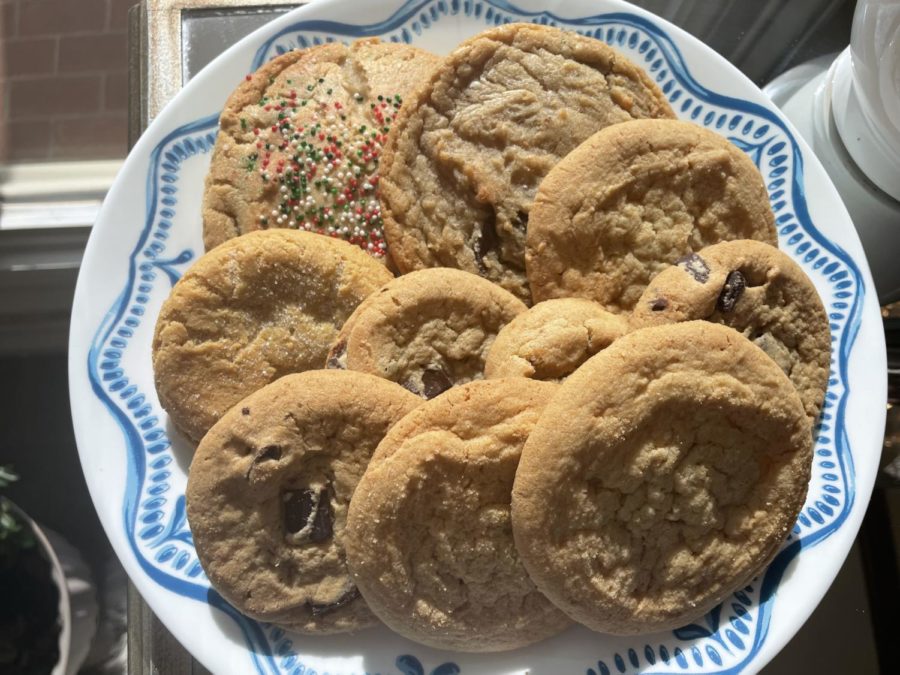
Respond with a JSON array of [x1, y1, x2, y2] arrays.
[[0, 0, 132, 163]]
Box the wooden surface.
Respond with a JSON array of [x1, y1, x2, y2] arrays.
[[127, 582, 211, 675]]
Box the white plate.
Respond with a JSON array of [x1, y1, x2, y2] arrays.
[[68, 0, 887, 672]]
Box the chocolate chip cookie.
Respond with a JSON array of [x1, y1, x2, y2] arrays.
[[380, 23, 675, 302], [512, 322, 812, 635], [325, 268, 526, 398], [526, 119, 777, 312], [203, 39, 440, 257], [186, 370, 420, 633], [633, 240, 830, 424], [345, 379, 570, 651], [484, 298, 630, 381], [152, 229, 392, 442]]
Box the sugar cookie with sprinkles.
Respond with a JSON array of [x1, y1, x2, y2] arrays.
[[203, 39, 441, 258]]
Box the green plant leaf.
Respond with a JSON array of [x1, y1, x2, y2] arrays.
[[0, 465, 19, 489]]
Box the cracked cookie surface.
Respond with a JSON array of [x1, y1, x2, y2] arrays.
[[379, 23, 674, 302], [633, 240, 830, 425], [526, 119, 777, 312], [152, 229, 393, 442], [186, 370, 420, 633], [485, 298, 630, 381], [345, 379, 571, 651], [512, 322, 812, 635], [203, 39, 440, 257], [325, 268, 526, 398]]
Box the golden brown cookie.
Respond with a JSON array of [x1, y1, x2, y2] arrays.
[[380, 23, 675, 302], [526, 119, 777, 312], [633, 240, 830, 424], [152, 229, 392, 442], [186, 370, 420, 633], [325, 268, 526, 398], [512, 322, 812, 635], [345, 379, 571, 651], [484, 298, 630, 381], [203, 39, 440, 257]]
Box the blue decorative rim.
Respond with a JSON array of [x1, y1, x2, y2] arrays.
[[85, 1, 865, 673]]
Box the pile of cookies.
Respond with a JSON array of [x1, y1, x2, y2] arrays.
[[154, 23, 829, 652]]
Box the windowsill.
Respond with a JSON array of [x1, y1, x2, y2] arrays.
[[0, 159, 117, 353], [0, 159, 122, 230]]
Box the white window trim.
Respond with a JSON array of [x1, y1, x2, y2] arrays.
[[0, 160, 121, 230]]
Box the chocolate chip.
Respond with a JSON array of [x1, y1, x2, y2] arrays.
[[717, 270, 746, 313], [326, 339, 347, 369], [473, 208, 499, 274], [283, 486, 333, 543], [400, 377, 421, 396], [241, 407, 250, 415], [308, 586, 360, 617], [309, 490, 333, 543], [677, 253, 710, 283], [650, 298, 668, 311], [421, 367, 453, 399]]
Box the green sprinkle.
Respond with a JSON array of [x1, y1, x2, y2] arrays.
[[240, 118, 248, 131]]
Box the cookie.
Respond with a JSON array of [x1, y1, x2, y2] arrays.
[[526, 119, 777, 312], [511, 322, 812, 635], [152, 229, 393, 442], [345, 379, 571, 651], [380, 23, 675, 302], [484, 298, 630, 381], [325, 268, 526, 398], [633, 240, 830, 424], [203, 39, 441, 257], [186, 370, 420, 633]]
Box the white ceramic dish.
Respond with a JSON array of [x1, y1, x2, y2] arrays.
[[68, 0, 887, 672]]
